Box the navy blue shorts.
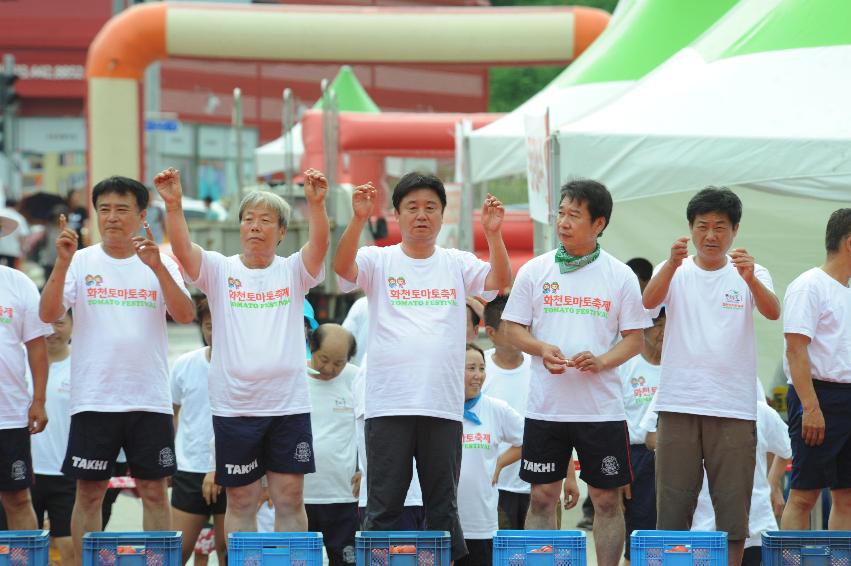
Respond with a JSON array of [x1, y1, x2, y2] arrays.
[[212, 413, 314, 487], [788, 381, 851, 490], [63, 411, 176, 481], [0, 428, 32, 491]]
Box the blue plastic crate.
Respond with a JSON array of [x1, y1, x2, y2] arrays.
[[356, 531, 451, 566], [631, 531, 727, 566], [762, 531, 851, 566], [82, 531, 182, 566], [493, 530, 586, 566], [229, 532, 324, 566], [0, 531, 49, 566]]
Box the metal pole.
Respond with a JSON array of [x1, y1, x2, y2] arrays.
[[545, 132, 561, 252], [460, 122, 474, 252], [282, 88, 295, 202], [2, 54, 15, 197], [232, 87, 244, 201]]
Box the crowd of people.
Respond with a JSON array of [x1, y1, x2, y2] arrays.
[[0, 167, 849, 566]]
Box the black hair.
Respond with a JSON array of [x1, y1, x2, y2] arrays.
[[466, 342, 485, 363], [466, 304, 481, 328], [91, 176, 149, 210], [686, 186, 742, 226], [825, 208, 851, 254], [194, 296, 211, 346], [483, 294, 509, 329], [559, 179, 613, 236], [391, 172, 447, 212], [626, 258, 653, 283], [308, 324, 357, 361], [195, 296, 211, 324]]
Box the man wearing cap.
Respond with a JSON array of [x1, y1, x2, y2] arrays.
[[154, 167, 330, 535], [0, 210, 51, 528]]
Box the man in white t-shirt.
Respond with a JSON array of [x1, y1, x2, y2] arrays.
[[480, 294, 533, 529], [305, 324, 359, 566], [333, 172, 511, 561], [39, 176, 195, 564], [643, 186, 780, 566], [154, 167, 329, 536], [0, 312, 76, 565], [0, 210, 50, 530], [501, 180, 649, 566], [780, 208, 851, 530]]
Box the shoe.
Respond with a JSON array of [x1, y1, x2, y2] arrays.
[[575, 516, 593, 530]]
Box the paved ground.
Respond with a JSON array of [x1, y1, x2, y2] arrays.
[[104, 323, 601, 565]]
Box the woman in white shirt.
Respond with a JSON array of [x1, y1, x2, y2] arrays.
[[457, 344, 524, 566], [170, 297, 225, 566]]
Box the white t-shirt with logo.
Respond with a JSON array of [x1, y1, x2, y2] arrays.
[[482, 348, 531, 494], [304, 363, 359, 504], [783, 267, 851, 384], [191, 250, 324, 417], [338, 245, 491, 421], [654, 256, 774, 421], [353, 361, 422, 507], [342, 296, 369, 366], [0, 266, 52, 429], [691, 401, 791, 548], [171, 347, 215, 473], [458, 395, 524, 539], [31, 356, 72, 474], [501, 250, 650, 422], [620, 354, 661, 445], [62, 244, 187, 415]]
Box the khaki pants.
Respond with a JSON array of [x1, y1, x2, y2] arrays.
[[655, 412, 756, 540]]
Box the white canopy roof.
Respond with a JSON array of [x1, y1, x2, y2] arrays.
[[254, 123, 304, 178]]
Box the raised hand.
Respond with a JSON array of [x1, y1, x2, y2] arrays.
[[480, 193, 505, 235], [55, 214, 78, 264], [153, 168, 183, 209], [351, 182, 376, 220], [668, 237, 689, 268], [132, 223, 162, 270], [730, 247, 756, 282], [304, 168, 329, 205]]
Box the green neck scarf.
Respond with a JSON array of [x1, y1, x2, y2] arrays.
[[554, 243, 601, 274]]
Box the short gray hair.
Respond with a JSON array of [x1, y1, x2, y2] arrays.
[[238, 191, 291, 228]]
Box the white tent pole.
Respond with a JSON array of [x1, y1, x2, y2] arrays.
[[460, 122, 474, 253], [541, 131, 560, 254], [282, 88, 295, 201]]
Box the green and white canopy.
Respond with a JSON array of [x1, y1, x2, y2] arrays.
[[557, 0, 851, 202], [467, 0, 737, 183]]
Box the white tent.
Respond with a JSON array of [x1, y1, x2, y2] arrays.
[[467, 0, 739, 183], [557, 0, 851, 201], [555, 0, 851, 385], [254, 124, 304, 178]]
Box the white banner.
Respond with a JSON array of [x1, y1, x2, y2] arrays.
[[524, 110, 550, 223]]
